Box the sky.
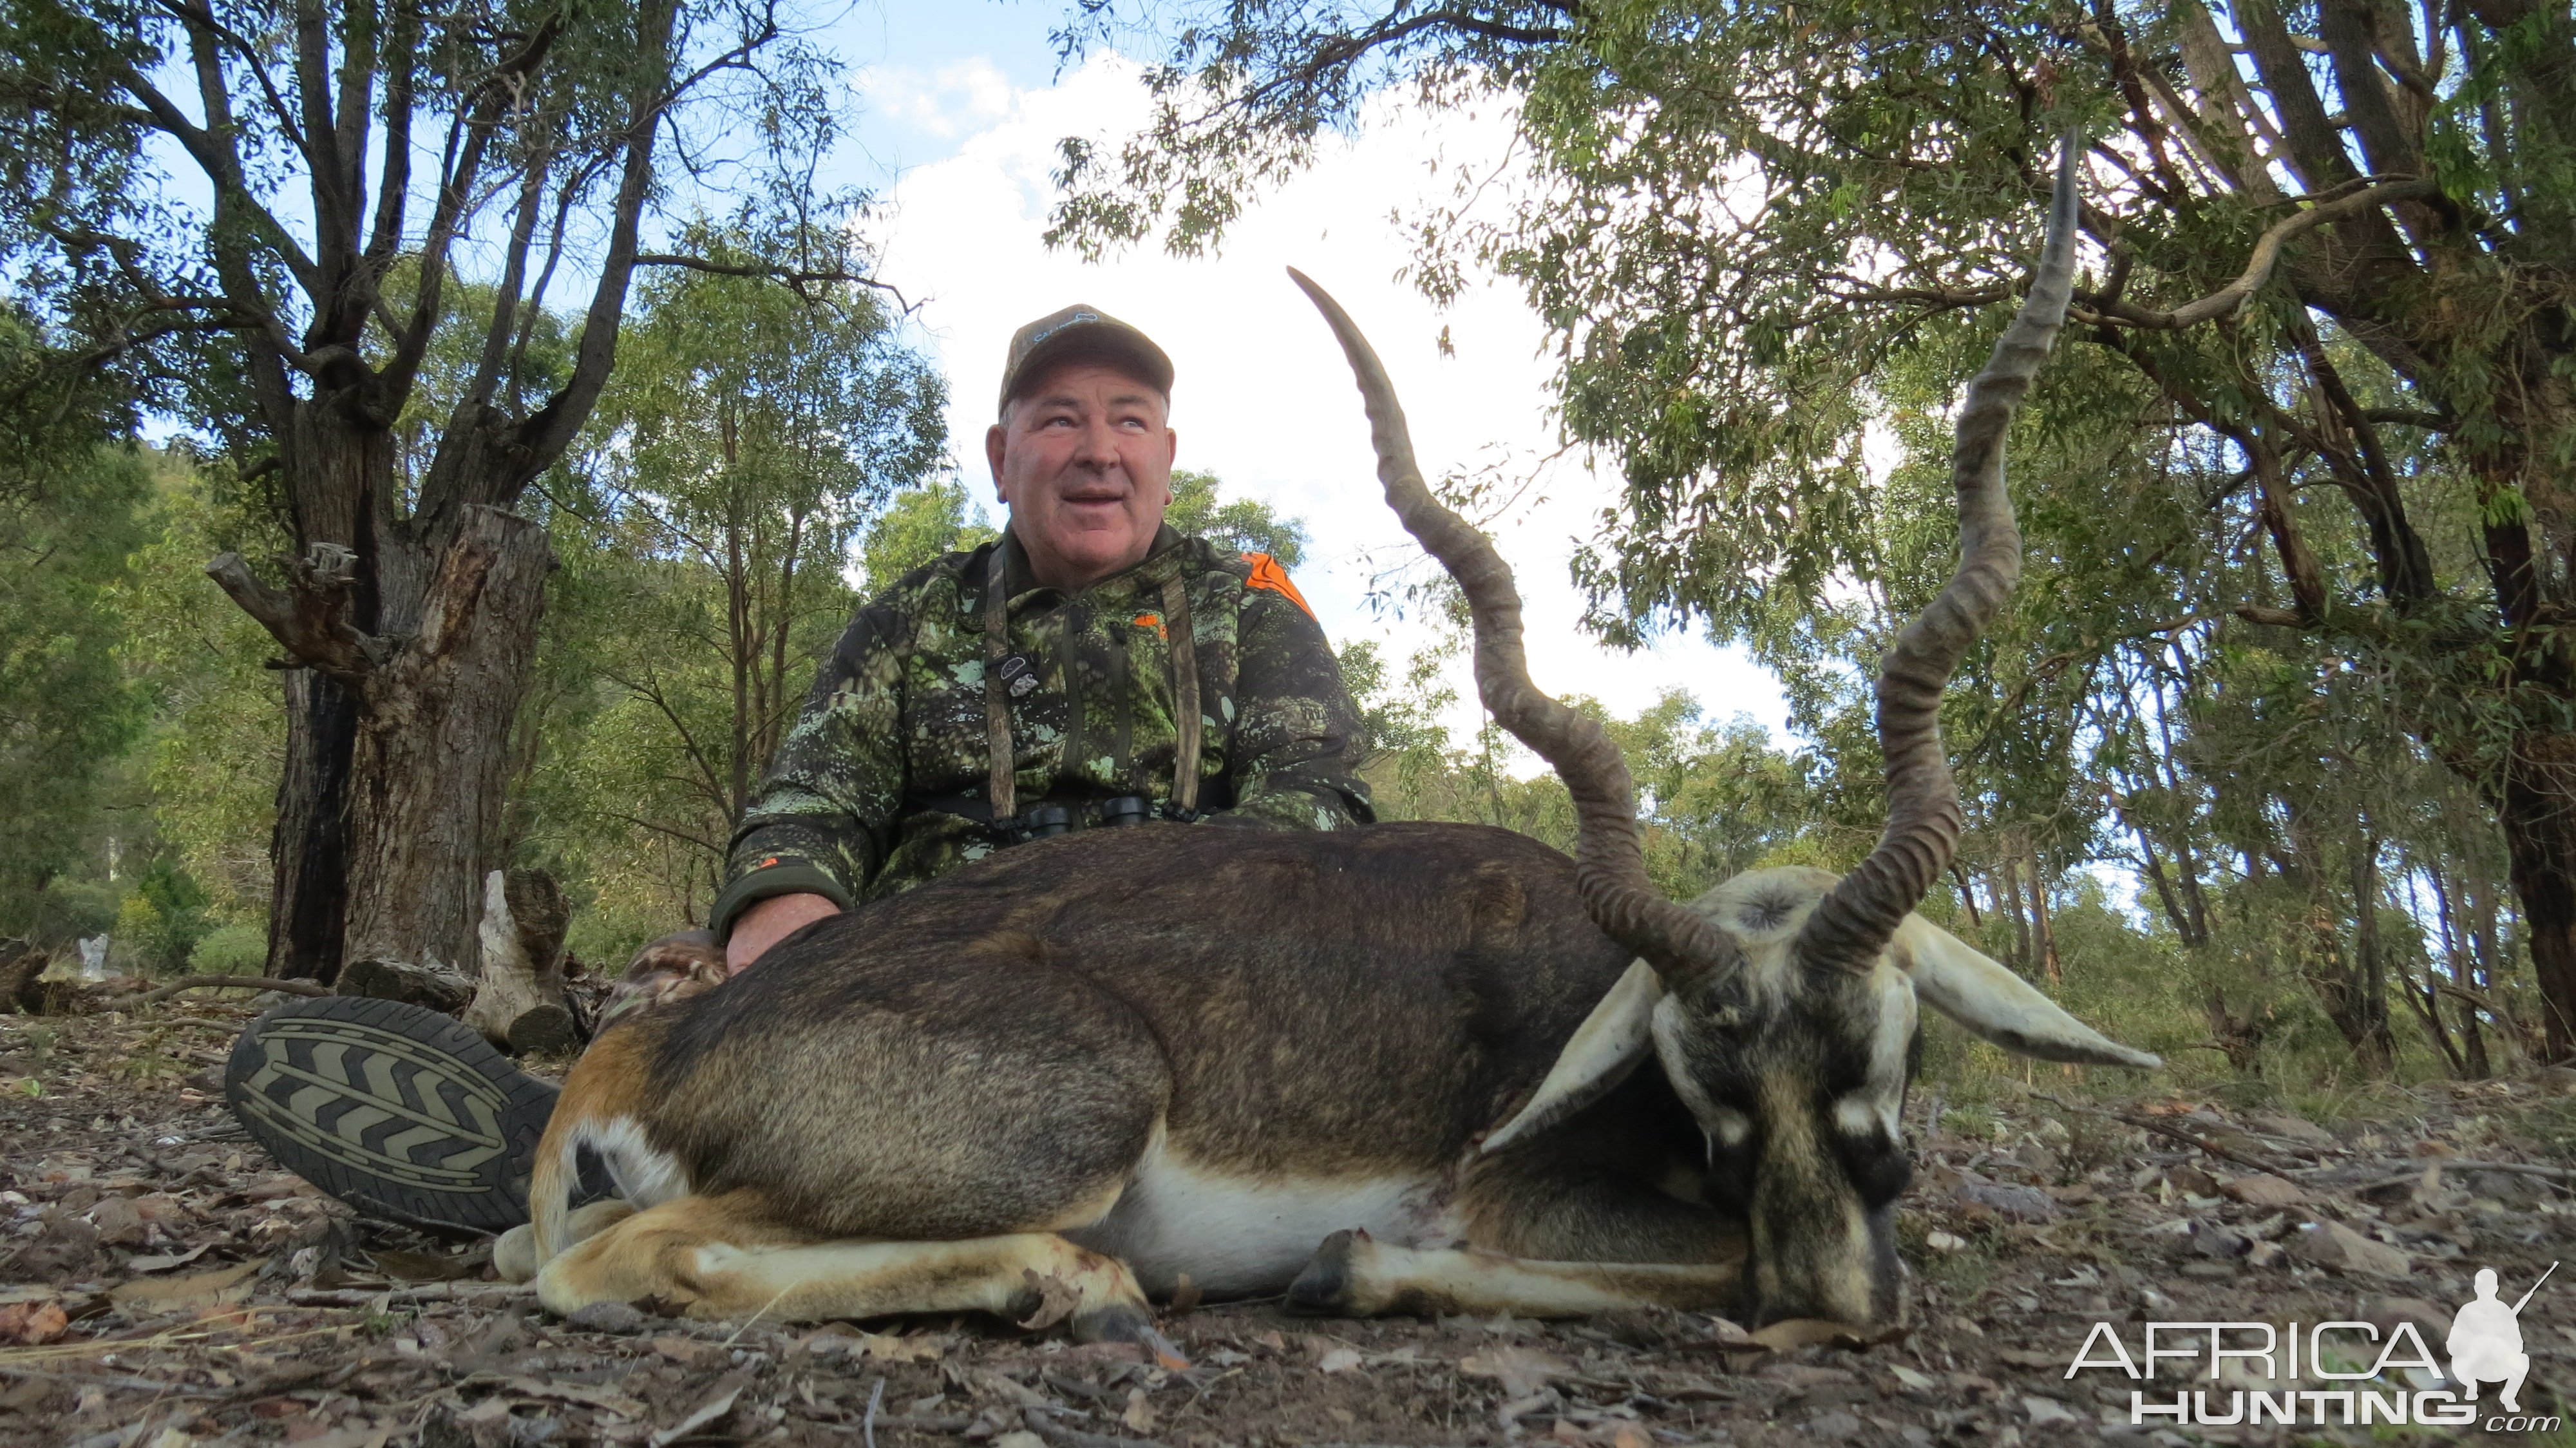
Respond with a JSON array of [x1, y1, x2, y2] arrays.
[[801, 1, 1795, 751]]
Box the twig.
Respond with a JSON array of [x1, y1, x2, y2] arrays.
[[2328, 1161, 2576, 1194], [0, 1360, 224, 1396], [2027, 1092, 2296, 1177], [131, 976, 328, 1007], [284, 1281, 531, 1307], [1021, 1407, 1166, 1448], [862, 1376, 884, 1448]]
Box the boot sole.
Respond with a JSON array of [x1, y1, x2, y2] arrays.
[[225, 995, 559, 1232]]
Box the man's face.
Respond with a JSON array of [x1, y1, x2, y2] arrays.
[[986, 359, 1177, 592]]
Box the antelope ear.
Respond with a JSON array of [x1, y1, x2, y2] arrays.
[[1897, 916, 2163, 1069], [1481, 960, 1665, 1154]]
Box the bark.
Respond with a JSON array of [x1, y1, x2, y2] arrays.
[[2000, 852, 2034, 973], [2430, 864, 2493, 1078], [2345, 839, 2396, 1073], [264, 667, 357, 983], [462, 868, 578, 1053], [2027, 848, 2061, 984], [2499, 732, 2576, 1060], [340, 506, 553, 976]]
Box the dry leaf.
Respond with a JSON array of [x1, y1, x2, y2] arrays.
[[1121, 1387, 1156, 1434], [124, 1243, 211, 1273], [2221, 1173, 2305, 1208], [1606, 1425, 1653, 1448], [649, 1369, 751, 1448], [89, 1196, 151, 1247], [858, 1331, 943, 1362], [366, 1248, 477, 1282], [0, 1300, 68, 1345], [1458, 1345, 1569, 1399], [1017, 1270, 1081, 1331], [2289, 1220, 2412, 1279], [108, 1260, 261, 1312], [1747, 1318, 1874, 1352], [653, 1335, 719, 1367], [494, 1377, 649, 1418], [1316, 1347, 1363, 1373]]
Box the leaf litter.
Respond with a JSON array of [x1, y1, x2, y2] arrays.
[[3, 1004, 2574, 1445]]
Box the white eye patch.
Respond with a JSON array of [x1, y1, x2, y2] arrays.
[[1834, 1092, 1902, 1145]]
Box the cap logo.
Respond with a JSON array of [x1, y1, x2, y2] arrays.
[[1024, 312, 1104, 349]]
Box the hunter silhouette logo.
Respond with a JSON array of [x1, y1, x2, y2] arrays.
[[2450, 1262, 2553, 1414]]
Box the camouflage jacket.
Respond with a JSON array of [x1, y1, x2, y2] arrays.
[[708, 526, 1376, 936]]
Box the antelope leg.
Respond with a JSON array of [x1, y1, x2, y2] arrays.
[[1284, 1229, 1745, 1318], [496, 1197, 635, 1283], [536, 1190, 1155, 1340]]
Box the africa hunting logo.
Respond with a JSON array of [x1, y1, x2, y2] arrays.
[[2062, 1262, 2556, 1432]]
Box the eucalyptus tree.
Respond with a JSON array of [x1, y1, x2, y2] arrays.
[[1053, 0, 2576, 1054], [0, 307, 149, 935], [560, 227, 943, 861], [0, 0, 864, 981]]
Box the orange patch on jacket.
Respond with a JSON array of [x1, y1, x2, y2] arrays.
[[1242, 552, 1316, 620]]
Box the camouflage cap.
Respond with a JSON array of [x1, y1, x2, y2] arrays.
[[998, 304, 1175, 413]]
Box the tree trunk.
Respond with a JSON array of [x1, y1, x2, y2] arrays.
[[2430, 864, 2492, 1079], [2348, 839, 2395, 1072], [2027, 848, 2061, 984], [2499, 733, 2576, 1062], [339, 507, 553, 978], [2000, 852, 2033, 973], [265, 668, 357, 982]]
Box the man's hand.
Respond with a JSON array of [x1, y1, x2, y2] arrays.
[[726, 892, 844, 975]]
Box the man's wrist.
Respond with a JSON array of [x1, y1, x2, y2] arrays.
[[709, 855, 854, 940]]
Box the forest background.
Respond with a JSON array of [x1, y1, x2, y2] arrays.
[[1, 0, 2567, 1110]]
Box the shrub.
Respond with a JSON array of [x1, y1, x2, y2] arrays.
[[188, 921, 267, 975]]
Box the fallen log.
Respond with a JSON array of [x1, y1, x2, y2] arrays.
[[131, 976, 331, 1007]]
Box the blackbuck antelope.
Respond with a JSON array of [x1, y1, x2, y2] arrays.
[[497, 143, 2154, 1337]]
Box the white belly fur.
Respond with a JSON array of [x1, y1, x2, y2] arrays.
[[1065, 1138, 1457, 1298]]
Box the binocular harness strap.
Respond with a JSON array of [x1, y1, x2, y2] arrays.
[[1161, 571, 1200, 817], [981, 543, 1202, 839], [984, 548, 1017, 822]]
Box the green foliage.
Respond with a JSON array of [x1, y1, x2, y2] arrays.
[[1168, 470, 1308, 566], [525, 233, 946, 957], [861, 480, 998, 592], [0, 305, 151, 938], [188, 920, 267, 975], [1054, 0, 2576, 1078], [112, 454, 289, 925]]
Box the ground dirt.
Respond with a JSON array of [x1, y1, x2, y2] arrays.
[[3, 1001, 2573, 1447]]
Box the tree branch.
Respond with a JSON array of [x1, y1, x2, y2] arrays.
[[633, 253, 915, 309], [2085, 178, 2440, 330], [205, 545, 388, 682]]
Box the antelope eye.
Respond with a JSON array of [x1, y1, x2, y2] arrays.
[[1843, 1146, 1913, 1208]]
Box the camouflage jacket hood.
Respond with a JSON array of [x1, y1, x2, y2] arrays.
[[710, 525, 1376, 935]]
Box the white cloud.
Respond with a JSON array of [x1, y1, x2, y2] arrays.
[[852, 58, 1021, 140], [868, 55, 1792, 761]]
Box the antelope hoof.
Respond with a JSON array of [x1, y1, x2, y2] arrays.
[[1285, 1228, 1369, 1316], [494, 1224, 541, 1283]]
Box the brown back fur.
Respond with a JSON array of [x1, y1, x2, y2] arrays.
[[600, 823, 1645, 1239]]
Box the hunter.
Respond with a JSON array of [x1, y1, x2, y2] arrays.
[[225, 305, 1378, 1231]]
